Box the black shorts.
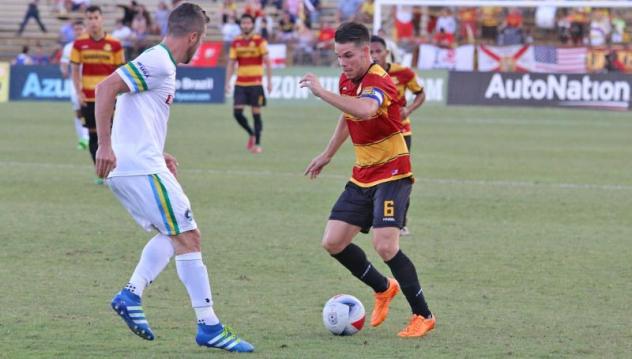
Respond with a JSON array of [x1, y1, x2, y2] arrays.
[[234, 85, 266, 107], [404, 134, 411, 152], [81, 101, 96, 129], [481, 26, 498, 40], [329, 178, 412, 233]]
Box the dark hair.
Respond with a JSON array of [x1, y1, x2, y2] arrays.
[[240, 14, 255, 23], [168, 2, 210, 37], [370, 35, 387, 48], [22, 45, 29, 54], [85, 5, 102, 14], [335, 22, 370, 46], [73, 19, 84, 26]]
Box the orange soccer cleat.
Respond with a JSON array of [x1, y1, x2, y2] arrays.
[[397, 314, 436, 338], [370, 278, 400, 327]]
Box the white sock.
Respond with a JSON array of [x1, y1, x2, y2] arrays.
[[126, 234, 174, 297], [74, 118, 88, 141], [176, 252, 220, 325]]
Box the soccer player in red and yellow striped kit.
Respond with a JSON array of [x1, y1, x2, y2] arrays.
[[300, 22, 435, 338], [225, 14, 272, 154], [71, 5, 124, 175], [370, 34, 426, 236]]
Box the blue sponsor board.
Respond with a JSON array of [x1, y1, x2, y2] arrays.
[[9, 65, 71, 101], [9, 65, 225, 103], [174, 67, 225, 103]]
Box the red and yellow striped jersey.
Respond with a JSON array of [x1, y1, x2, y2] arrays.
[[387, 63, 424, 136], [70, 33, 124, 101], [340, 64, 412, 188], [229, 34, 268, 86]]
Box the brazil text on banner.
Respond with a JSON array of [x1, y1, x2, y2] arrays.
[[417, 44, 475, 71], [0, 62, 9, 103]]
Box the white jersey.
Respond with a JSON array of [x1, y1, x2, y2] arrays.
[[110, 44, 177, 177], [60, 41, 73, 64]]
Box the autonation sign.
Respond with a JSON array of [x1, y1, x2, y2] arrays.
[[448, 71, 632, 110]]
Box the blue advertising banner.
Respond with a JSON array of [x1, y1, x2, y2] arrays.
[[9, 65, 225, 103], [9, 65, 71, 101], [174, 67, 225, 103]]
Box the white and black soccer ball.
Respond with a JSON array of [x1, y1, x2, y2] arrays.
[[322, 294, 365, 336]]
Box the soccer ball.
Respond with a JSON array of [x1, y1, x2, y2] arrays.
[[322, 294, 365, 336]]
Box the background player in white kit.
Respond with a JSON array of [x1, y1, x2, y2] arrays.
[[94, 3, 254, 353], [59, 20, 89, 150]]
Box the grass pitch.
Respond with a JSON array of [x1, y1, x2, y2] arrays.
[[1, 100, 631, 358]]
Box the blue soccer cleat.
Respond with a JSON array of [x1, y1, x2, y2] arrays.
[[196, 323, 254, 353], [111, 289, 155, 341]]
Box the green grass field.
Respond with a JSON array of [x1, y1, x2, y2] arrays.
[[1, 100, 631, 358]]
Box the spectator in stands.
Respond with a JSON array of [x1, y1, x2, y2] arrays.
[[117, 1, 140, 27], [71, 0, 90, 12], [356, 0, 375, 24], [17, 0, 48, 36], [244, 0, 264, 20], [393, 5, 414, 42], [222, 13, 241, 52], [31, 43, 50, 65], [153, 1, 171, 36], [284, 0, 301, 21], [433, 27, 455, 49], [337, 0, 363, 23], [304, 0, 321, 29], [498, 8, 526, 46], [569, 7, 588, 45], [13, 46, 34, 65], [58, 17, 75, 44], [589, 9, 611, 47], [435, 8, 456, 35], [377, 28, 402, 64], [255, 7, 275, 40], [557, 10, 571, 44], [130, 8, 150, 56], [221, 0, 237, 24], [480, 6, 502, 44], [611, 11, 626, 44], [315, 19, 335, 65], [277, 10, 296, 42], [112, 19, 133, 60], [605, 49, 625, 72], [293, 22, 315, 65], [458, 7, 479, 43]]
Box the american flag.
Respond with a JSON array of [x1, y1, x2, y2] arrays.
[[533, 46, 587, 73]]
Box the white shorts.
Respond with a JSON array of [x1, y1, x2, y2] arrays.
[[70, 85, 80, 111], [107, 171, 198, 236]]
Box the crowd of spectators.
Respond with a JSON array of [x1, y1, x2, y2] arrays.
[[11, 0, 631, 67]]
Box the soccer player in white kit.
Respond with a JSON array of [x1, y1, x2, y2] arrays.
[[59, 20, 89, 150], [94, 3, 254, 353]]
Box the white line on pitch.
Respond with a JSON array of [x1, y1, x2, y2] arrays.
[[3, 160, 632, 192]]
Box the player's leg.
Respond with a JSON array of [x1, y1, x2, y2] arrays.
[[249, 86, 266, 153], [111, 233, 174, 340], [401, 134, 412, 236], [372, 179, 435, 337], [73, 107, 89, 150], [82, 102, 97, 160], [326, 183, 390, 294], [232, 86, 255, 150], [171, 229, 254, 352]]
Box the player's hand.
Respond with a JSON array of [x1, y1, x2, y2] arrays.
[[164, 152, 179, 178], [78, 92, 87, 106], [266, 81, 272, 94], [95, 145, 116, 178], [225, 83, 232, 94], [299, 73, 324, 98], [400, 107, 409, 119], [304, 153, 331, 180]]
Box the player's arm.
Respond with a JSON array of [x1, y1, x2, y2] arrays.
[[263, 53, 272, 93], [225, 58, 235, 93], [304, 115, 348, 179], [403, 88, 425, 119], [94, 73, 130, 178], [299, 73, 379, 120], [60, 61, 69, 78], [71, 63, 84, 105]]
